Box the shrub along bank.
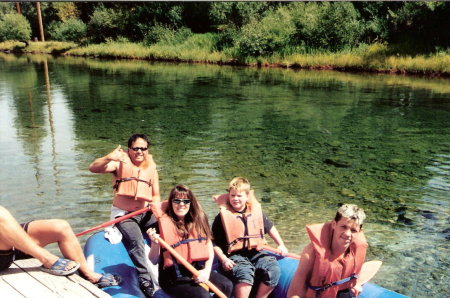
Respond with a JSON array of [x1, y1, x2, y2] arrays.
[[0, 2, 449, 76]]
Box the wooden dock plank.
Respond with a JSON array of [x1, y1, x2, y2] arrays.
[[0, 262, 57, 297], [0, 276, 25, 297], [0, 258, 111, 298], [15, 259, 105, 298], [68, 274, 112, 298]]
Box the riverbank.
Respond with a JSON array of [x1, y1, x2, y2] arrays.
[[1, 40, 449, 77]]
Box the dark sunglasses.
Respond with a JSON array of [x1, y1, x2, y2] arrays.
[[173, 199, 191, 205], [130, 147, 148, 152]]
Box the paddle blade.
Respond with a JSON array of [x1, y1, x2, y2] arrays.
[[358, 260, 382, 285]]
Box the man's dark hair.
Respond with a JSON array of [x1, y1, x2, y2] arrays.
[[128, 134, 150, 148]]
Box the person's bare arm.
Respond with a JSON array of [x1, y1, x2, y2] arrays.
[[89, 145, 126, 173], [268, 225, 288, 255], [146, 228, 160, 265], [287, 243, 315, 298], [213, 245, 235, 271]]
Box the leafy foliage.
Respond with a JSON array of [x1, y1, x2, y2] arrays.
[[48, 19, 86, 43], [236, 9, 296, 57], [0, 13, 31, 42], [143, 25, 192, 46], [87, 5, 128, 43]]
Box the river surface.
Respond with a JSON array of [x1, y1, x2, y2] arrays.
[[0, 53, 449, 297]]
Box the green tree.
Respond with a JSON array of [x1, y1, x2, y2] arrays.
[[87, 4, 128, 42], [0, 13, 32, 42], [209, 2, 271, 28], [236, 8, 296, 57], [48, 18, 86, 42], [0, 3, 15, 16], [289, 2, 363, 51]]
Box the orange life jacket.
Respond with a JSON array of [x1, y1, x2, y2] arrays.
[[153, 201, 209, 268], [113, 157, 156, 201], [305, 222, 367, 298], [214, 191, 266, 254]]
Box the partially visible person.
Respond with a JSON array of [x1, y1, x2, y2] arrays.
[[212, 177, 288, 298], [89, 133, 160, 297], [147, 184, 233, 298], [287, 204, 367, 298], [0, 205, 120, 288]]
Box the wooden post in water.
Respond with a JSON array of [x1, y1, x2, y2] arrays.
[[36, 2, 45, 42]]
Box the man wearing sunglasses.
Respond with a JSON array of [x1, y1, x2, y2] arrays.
[[89, 133, 161, 297]]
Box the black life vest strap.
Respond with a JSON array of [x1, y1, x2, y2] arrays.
[[308, 273, 358, 292], [113, 177, 152, 191]]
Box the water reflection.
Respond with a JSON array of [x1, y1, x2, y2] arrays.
[[0, 54, 449, 296]]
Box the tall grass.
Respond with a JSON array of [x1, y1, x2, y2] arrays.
[[1, 39, 449, 76], [68, 34, 232, 63]]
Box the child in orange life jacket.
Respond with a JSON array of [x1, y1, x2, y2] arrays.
[[287, 204, 367, 298], [147, 185, 233, 298], [212, 177, 288, 298], [89, 133, 160, 297]]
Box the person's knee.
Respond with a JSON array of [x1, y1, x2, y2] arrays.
[[221, 279, 234, 297], [0, 206, 12, 223], [261, 263, 280, 287], [256, 256, 280, 287], [51, 219, 73, 237]]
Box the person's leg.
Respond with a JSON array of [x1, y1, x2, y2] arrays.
[[229, 254, 255, 298], [209, 271, 234, 298], [115, 215, 151, 279], [235, 283, 252, 298], [116, 213, 153, 296], [252, 253, 280, 298], [163, 281, 211, 298], [0, 206, 60, 269], [26, 219, 101, 283]]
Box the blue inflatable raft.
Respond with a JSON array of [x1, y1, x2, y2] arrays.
[[84, 231, 408, 298]]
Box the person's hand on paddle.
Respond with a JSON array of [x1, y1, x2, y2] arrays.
[[277, 244, 289, 256], [106, 145, 128, 163], [221, 256, 236, 271], [146, 228, 159, 244], [195, 268, 211, 284]]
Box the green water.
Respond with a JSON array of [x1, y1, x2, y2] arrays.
[[0, 53, 449, 297]]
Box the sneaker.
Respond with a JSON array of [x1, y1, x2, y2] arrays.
[[139, 279, 154, 298]]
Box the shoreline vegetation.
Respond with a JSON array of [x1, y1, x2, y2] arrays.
[[1, 40, 449, 77], [1, 2, 449, 77]]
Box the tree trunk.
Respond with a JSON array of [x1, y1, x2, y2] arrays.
[[36, 2, 45, 42], [16, 2, 21, 14]]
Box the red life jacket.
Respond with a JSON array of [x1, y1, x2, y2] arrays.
[[305, 222, 367, 298], [153, 201, 209, 268], [113, 157, 156, 201], [214, 191, 266, 254]]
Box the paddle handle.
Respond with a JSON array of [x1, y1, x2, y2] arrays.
[[261, 245, 301, 260], [75, 206, 151, 237], [156, 237, 227, 298]]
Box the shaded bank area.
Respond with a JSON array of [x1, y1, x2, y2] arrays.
[[1, 40, 449, 77]]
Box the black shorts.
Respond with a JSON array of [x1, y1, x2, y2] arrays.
[[0, 222, 33, 271]]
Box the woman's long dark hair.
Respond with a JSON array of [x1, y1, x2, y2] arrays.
[[166, 184, 212, 240]]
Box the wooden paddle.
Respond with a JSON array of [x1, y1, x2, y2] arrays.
[[261, 245, 301, 260], [155, 237, 227, 298], [354, 260, 383, 292], [75, 206, 151, 237]]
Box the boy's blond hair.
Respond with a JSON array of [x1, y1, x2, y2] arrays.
[[228, 177, 251, 193], [335, 204, 366, 227]]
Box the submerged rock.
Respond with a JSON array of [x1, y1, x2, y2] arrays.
[[324, 158, 351, 168]]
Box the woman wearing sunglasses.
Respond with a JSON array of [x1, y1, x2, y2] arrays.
[[147, 185, 233, 298]]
